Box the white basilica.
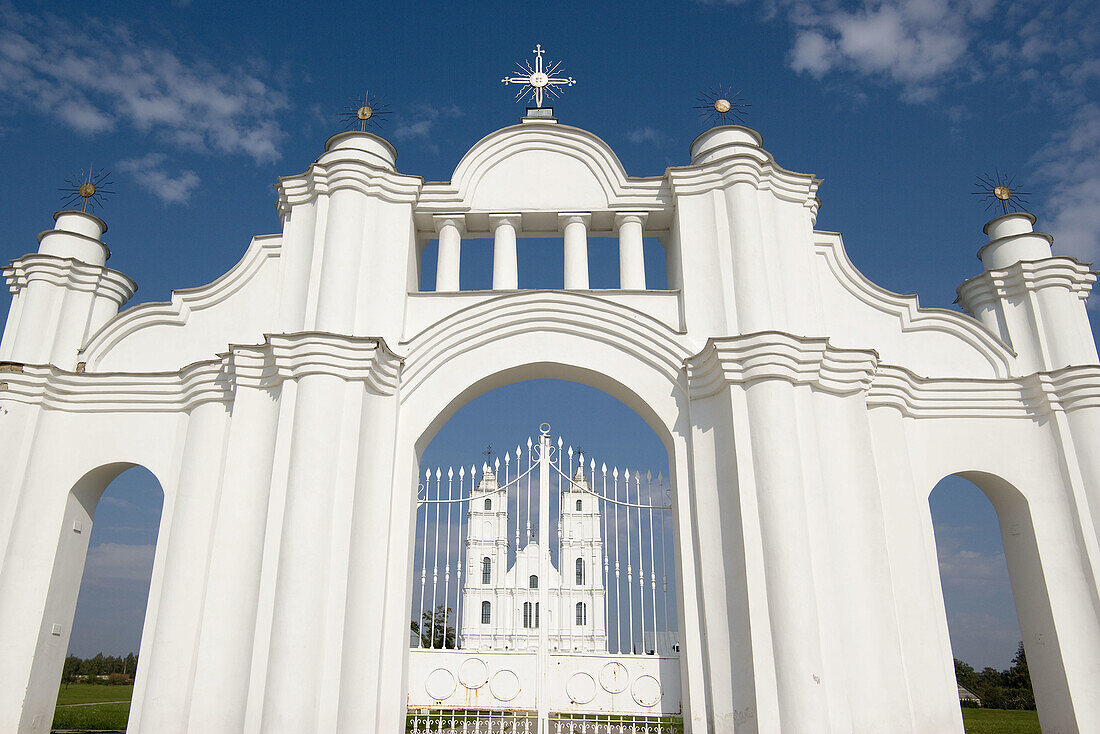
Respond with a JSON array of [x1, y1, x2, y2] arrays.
[[459, 467, 607, 652]]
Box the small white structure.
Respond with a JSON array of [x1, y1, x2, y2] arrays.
[[0, 111, 1099, 734], [458, 467, 608, 653]]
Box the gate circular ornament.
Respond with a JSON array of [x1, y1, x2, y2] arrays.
[[425, 668, 456, 701], [631, 674, 662, 708], [459, 657, 489, 689], [490, 669, 521, 702], [599, 662, 629, 693], [566, 672, 597, 704]]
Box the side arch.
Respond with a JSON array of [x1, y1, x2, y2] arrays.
[[924, 469, 1100, 734], [16, 461, 167, 734]]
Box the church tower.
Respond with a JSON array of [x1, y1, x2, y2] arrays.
[[459, 466, 508, 649], [559, 467, 607, 652]]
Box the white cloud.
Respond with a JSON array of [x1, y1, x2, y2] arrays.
[[390, 104, 464, 153], [118, 153, 201, 204], [0, 7, 288, 162], [83, 542, 155, 583], [628, 127, 665, 145], [1033, 104, 1100, 264], [721, 0, 1100, 272]]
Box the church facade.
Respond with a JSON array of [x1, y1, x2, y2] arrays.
[[458, 468, 608, 653], [0, 111, 1097, 734]]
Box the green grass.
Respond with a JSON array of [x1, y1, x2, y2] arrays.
[[963, 708, 1041, 734], [53, 684, 132, 731]]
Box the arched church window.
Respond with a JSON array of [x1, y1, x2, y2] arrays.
[[576, 602, 587, 625], [484, 498, 492, 511], [523, 602, 532, 628], [482, 557, 492, 584], [576, 499, 582, 512], [576, 557, 585, 585], [529, 574, 538, 589], [481, 601, 491, 624]]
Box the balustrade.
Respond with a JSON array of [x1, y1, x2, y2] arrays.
[[422, 211, 660, 293]]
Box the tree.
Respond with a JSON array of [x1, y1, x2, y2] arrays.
[[954, 642, 1036, 710], [61, 656, 81, 685], [411, 605, 457, 649]]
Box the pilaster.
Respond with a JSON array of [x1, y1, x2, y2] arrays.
[[685, 332, 879, 733], [256, 333, 402, 734]]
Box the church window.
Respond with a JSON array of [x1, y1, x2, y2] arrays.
[[529, 574, 538, 589], [576, 499, 582, 511], [481, 601, 491, 624], [576, 558, 585, 585], [484, 498, 492, 511], [482, 557, 491, 584], [576, 602, 587, 625], [523, 602, 540, 628]]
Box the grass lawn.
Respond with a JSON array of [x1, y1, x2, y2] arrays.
[[53, 684, 132, 731], [963, 708, 1041, 734]]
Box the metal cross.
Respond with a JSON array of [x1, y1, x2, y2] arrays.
[[501, 44, 576, 108]]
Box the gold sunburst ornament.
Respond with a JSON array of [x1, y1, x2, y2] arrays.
[[59, 166, 113, 213], [696, 85, 749, 127], [338, 90, 391, 132], [973, 171, 1031, 215]]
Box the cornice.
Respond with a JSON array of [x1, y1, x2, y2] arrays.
[[0, 333, 405, 412], [686, 331, 879, 399], [957, 257, 1097, 310], [277, 156, 423, 212], [866, 363, 1100, 418], [4, 254, 136, 304], [263, 332, 403, 395]]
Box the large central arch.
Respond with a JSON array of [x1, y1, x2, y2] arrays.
[[378, 289, 708, 729]]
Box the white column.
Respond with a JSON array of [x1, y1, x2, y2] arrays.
[[490, 214, 521, 290], [260, 374, 351, 733], [433, 215, 465, 293], [559, 213, 591, 290], [186, 348, 282, 734], [136, 401, 231, 734], [615, 212, 647, 290]]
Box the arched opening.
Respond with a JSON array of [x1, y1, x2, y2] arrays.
[[928, 471, 1069, 732], [21, 463, 164, 734], [405, 377, 684, 728]]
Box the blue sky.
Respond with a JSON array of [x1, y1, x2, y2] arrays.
[[2, 0, 1097, 672]]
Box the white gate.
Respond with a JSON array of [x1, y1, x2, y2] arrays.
[[408, 424, 681, 733]]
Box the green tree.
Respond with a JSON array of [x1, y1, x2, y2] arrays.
[[61, 656, 81, 685], [411, 605, 457, 649]]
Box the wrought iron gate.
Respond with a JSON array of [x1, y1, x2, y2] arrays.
[[408, 424, 681, 733]]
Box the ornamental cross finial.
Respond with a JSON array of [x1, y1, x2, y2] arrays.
[[501, 43, 576, 108]]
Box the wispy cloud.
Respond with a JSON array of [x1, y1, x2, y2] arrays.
[[391, 104, 464, 154], [118, 153, 200, 204], [710, 0, 1100, 265], [0, 6, 288, 163], [83, 542, 155, 583], [627, 127, 666, 145]]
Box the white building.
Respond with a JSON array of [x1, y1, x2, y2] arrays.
[[0, 109, 1098, 734], [458, 467, 607, 653]]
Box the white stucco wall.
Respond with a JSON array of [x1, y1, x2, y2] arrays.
[[0, 118, 1097, 734]]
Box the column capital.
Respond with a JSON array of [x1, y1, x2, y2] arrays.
[[432, 214, 467, 233], [686, 331, 879, 399], [557, 212, 592, 230], [613, 211, 648, 228], [489, 213, 522, 229]]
